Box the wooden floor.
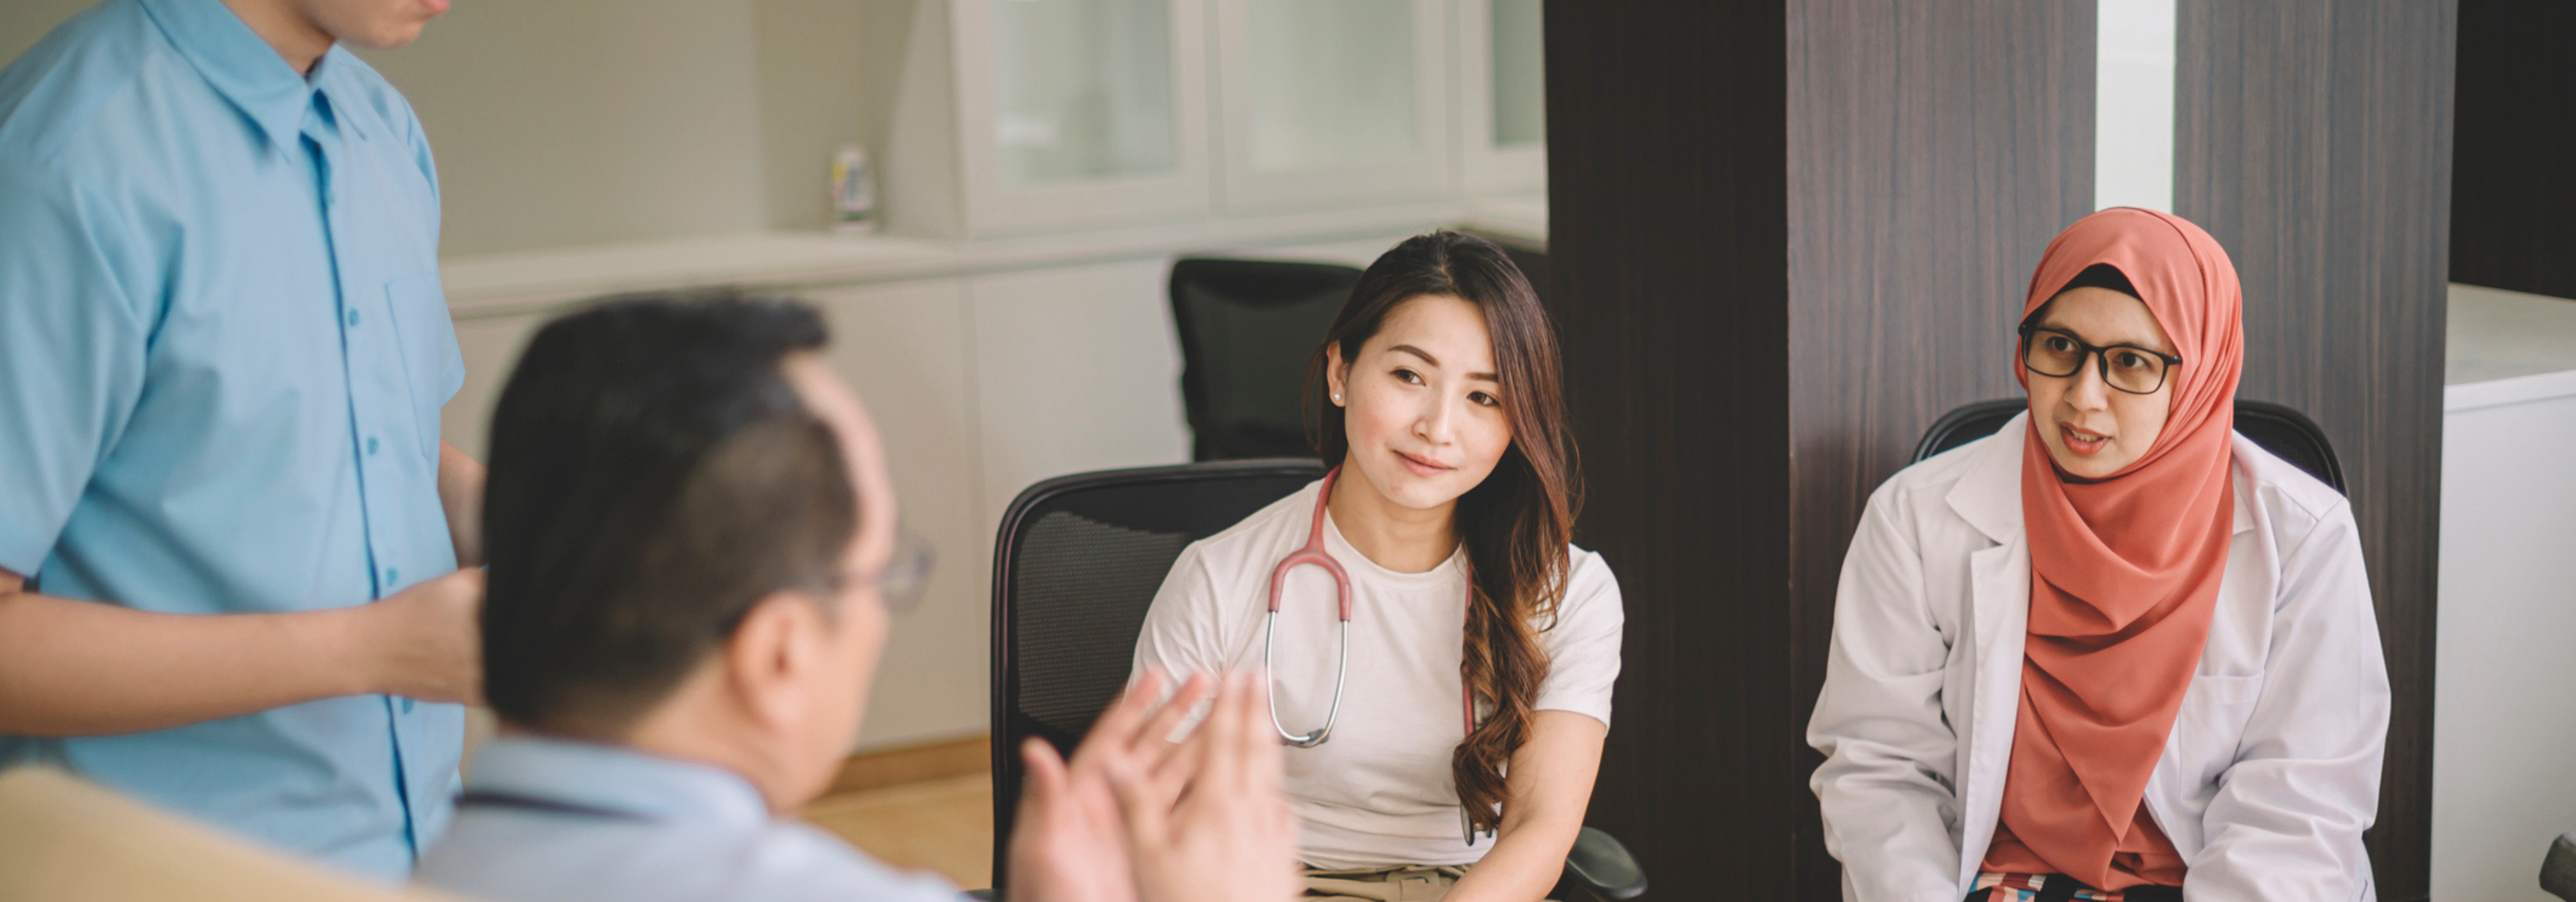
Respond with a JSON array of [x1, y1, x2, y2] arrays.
[[797, 738, 995, 890]]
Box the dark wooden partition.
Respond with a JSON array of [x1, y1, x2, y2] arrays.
[[2174, 4, 2456, 898], [2450, 0, 2576, 300], [1783, 3, 2099, 896], [1542, 3, 1794, 897], [1546, 1, 2449, 898]]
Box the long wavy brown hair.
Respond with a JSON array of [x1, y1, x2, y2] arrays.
[[1303, 231, 1579, 834]]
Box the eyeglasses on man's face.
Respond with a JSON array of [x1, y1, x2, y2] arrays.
[[825, 527, 935, 615], [2018, 324, 2183, 396]]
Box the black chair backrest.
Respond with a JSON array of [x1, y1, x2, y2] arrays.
[[1911, 398, 2345, 493], [1169, 257, 1363, 461], [987, 458, 1326, 888]]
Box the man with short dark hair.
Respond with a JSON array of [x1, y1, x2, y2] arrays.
[[416, 294, 1299, 902]]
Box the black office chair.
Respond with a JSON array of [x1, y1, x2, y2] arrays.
[[1169, 258, 1363, 461], [1911, 398, 2346, 493], [2545, 831, 2576, 901], [989, 460, 1648, 901]]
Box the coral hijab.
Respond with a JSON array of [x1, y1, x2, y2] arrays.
[[1984, 208, 2245, 888]]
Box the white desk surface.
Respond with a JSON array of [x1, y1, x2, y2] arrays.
[[2445, 283, 2576, 412]]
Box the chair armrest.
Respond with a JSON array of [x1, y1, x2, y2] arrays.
[[1560, 825, 1649, 901], [2544, 831, 2576, 901]]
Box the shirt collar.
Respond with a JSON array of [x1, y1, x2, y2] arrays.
[[1945, 414, 2029, 546], [138, 0, 359, 150], [464, 734, 773, 829]]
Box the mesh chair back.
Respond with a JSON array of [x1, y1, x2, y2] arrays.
[[1170, 258, 1363, 461], [1911, 398, 2345, 493], [988, 458, 1325, 888]]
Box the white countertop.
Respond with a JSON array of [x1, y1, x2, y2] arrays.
[[2445, 283, 2576, 412], [435, 193, 1549, 319]]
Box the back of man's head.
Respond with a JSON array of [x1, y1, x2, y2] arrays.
[[479, 293, 855, 739]]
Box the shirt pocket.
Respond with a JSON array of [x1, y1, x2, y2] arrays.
[[2175, 671, 2265, 789], [384, 273, 464, 461]]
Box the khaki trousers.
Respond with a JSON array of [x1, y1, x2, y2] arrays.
[[1302, 865, 1559, 902], [1302, 866, 1470, 901]]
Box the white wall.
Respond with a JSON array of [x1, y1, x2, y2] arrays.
[[357, 1, 771, 254], [3, 0, 913, 256]]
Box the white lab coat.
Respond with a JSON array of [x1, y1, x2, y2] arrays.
[[1807, 413, 2389, 902]]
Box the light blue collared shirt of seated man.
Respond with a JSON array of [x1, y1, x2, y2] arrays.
[[0, 0, 464, 878], [415, 736, 961, 902]]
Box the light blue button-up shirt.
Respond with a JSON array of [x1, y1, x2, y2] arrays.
[[0, 0, 464, 879], [416, 736, 963, 902]]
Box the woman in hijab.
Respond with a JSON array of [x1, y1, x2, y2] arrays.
[[1807, 208, 2391, 901]]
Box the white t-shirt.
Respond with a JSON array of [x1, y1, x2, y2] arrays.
[[1130, 479, 1624, 870]]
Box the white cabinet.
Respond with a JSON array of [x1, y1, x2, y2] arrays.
[[967, 258, 1191, 526], [1214, 0, 1452, 211], [885, 0, 1538, 236], [803, 280, 992, 749], [889, 0, 1211, 238], [1458, 0, 1544, 194]]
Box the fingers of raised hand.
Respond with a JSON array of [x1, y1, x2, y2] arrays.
[[1127, 671, 1217, 767], [1081, 670, 1168, 756]]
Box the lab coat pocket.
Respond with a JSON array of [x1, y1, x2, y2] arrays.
[[2177, 672, 2264, 788], [384, 273, 465, 462]]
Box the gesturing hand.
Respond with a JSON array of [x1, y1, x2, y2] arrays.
[[1007, 671, 1220, 902], [1108, 671, 1300, 902]]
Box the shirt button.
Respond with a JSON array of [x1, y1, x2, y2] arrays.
[[384, 567, 400, 584], [346, 309, 361, 327], [400, 698, 415, 713], [366, 436, 380, 456]]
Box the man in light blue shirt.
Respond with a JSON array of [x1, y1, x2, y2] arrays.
[[0, 0, 482, 880], [417, 295, 1299, 902]]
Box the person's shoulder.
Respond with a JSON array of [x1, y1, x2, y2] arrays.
[[1555, 545, 1624, 622], [319, 48, 427, 149], [742, 821, 961, 902], [2230, 432, 2353, 551], [1173, 478, 1323, 579], [1880, 430, 1993, 498], [0, 0, 165, 175]]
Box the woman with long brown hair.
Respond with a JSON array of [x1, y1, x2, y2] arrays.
[[1133, 231, 1622, 901]]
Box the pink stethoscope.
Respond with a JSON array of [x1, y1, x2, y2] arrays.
[[1264, 466, 1495, 845]]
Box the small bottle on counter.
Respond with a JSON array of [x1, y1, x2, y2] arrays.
[[829, 144, 878, 233]]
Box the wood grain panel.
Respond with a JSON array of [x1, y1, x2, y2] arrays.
[[1785, 2, 2096, 896], [2450, 0, 2576, 300], [1544, 3, 1793, 898], [2174, 3, 2454, 898]]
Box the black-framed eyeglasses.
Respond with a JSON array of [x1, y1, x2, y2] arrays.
[[2017, 324, 2183, 396], [824, 528, 936, 615]]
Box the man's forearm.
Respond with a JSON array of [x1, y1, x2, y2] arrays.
[[0, 588, 375, 736]]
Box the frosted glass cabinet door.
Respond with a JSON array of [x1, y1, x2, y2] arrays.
[[1461, 0, 1545, 193], [954, 0, 1211, 233], [1215, 0, 1450, 211]]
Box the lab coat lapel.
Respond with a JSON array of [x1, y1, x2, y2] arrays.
[[1947, 416, 2033, 891]]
